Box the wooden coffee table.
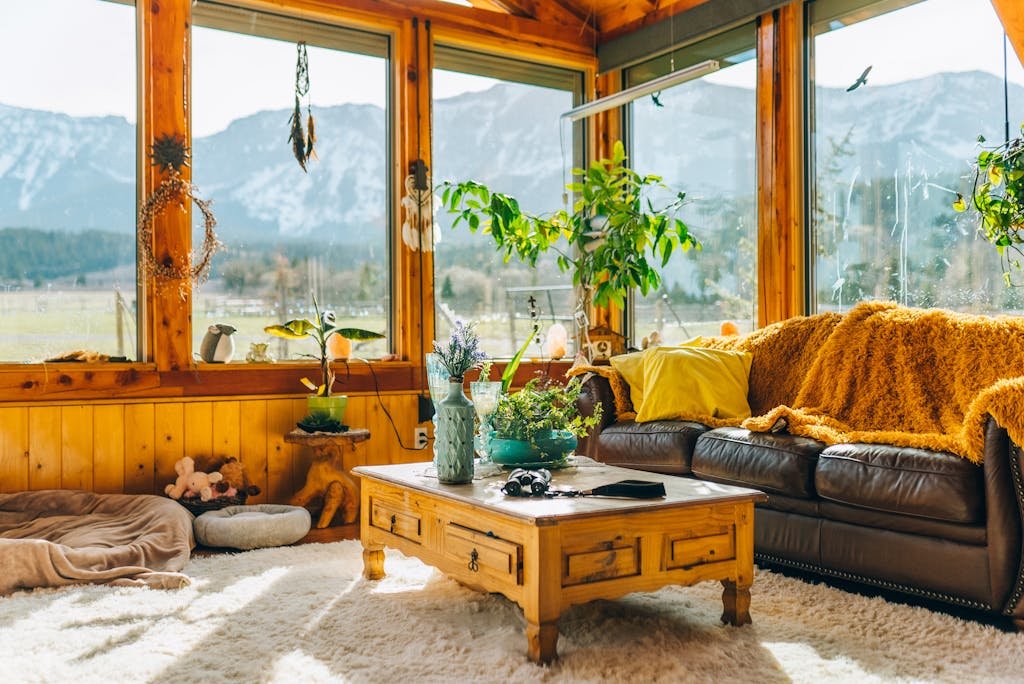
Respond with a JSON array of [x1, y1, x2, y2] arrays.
[[352, 462, 767, 664]]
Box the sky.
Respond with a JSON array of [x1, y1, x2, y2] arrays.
[[0, 0, 1022, 134]]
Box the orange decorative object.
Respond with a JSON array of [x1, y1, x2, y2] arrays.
[[327, 333, 352, 361], [720, 321, 740, 336], [545, 323, 568, 360]]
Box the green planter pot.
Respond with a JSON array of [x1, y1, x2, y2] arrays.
[[489, 430, 577, 466], [306, 395, 348, 423]]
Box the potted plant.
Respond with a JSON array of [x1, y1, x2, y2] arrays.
[[954, 126, 1024, 285], [264, 293, 384, 424], [488, 377, 601, 466], [432, 321, 487, 483], [440, 140, 698, 353]]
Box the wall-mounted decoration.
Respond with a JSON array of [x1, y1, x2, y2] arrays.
[[137, 134, 221, 297], [401, 173, 439, 252], [288, 42, 317, 172]]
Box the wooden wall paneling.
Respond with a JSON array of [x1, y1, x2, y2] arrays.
[[389, 394, 423, 464], [124, 403, 156, 494], [266, 399, 295, 503], [993, 0, 1024, 64], [183, 402, 214, 461], [27, 407, 61, 491], [93, 405, 126, 494], [60, 405, 94, 490], [141, 0, 192, 371], [212, 400, 241, 459], [364, 392, 388, 463], [239, 399, 269, 504], [291, 399, 315, 493], [341, 396, 368, 471], [0, 408, 29, 492], [589, 70, 624, 333], [755, 3, 805, 327], [154, 403, 185, 492]]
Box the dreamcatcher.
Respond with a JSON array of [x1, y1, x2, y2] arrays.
[[401, 172, 440, 252], [288, 41, 317, 171]]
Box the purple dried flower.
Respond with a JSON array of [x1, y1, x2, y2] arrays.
[[433, 321, 486, 381]]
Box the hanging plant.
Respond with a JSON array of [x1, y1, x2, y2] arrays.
[[137, 133, 221, 296], [288, 41, 317, 172], [954, 126, 1024, 286]]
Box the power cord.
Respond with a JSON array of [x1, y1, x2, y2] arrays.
[[351, 357, 433, 451]]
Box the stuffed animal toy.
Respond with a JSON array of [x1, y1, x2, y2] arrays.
[[165, 456, 224, 502], [215, 457, 261, 498]]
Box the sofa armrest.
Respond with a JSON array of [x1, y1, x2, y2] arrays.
[[982, 417, 1024, 620], [576, 373, 618, 459]]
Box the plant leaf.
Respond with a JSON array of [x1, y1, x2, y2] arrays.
[[264, 319, 317, 339]]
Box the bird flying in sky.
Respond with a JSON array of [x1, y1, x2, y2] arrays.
[[847, 65, 873, 92]]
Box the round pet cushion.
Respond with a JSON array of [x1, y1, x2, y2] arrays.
[[193, 504, 311, 550]]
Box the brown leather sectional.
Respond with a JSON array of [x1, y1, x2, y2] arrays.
[[577, 376, 1024, 627]]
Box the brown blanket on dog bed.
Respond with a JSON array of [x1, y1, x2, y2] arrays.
[[0, 490, 194, 595]]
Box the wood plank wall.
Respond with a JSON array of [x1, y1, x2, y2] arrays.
[[0, 393, 424, 502]]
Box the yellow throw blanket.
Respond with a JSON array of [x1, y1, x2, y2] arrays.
[[573, 302, 1024, 464]]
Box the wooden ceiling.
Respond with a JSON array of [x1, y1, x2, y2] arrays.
[[461, 0, 711, 42]]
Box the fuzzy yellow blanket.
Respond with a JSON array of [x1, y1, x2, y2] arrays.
[[574, 302, 1024, 464]]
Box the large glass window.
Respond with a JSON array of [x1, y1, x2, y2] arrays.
[[191, 5, 390, 361], [627, 24, 758, 343], [810, 0, 1024, 313], [0, 0, 137, 362], [432, 47, 583, 357]]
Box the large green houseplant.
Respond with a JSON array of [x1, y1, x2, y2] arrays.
[[265, 293, 384, 425], [954, 126, 1024, 285], [440, 141, 698, 350]]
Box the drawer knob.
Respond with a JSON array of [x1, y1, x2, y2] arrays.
[[468, 549, 479, 572], [390, 514, 396, 534]]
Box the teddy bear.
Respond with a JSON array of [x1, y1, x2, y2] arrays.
[[213, 457, 261, 498], [165, 456, 224, 502]]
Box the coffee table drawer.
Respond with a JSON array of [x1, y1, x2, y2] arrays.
[[370, 498, 422, 543], [444, 524, 522, 587], [562, 538, 640, 586], [665, 529, 735, 569]]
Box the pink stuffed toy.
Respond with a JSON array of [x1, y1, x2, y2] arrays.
[[165, 456, 224, 502]]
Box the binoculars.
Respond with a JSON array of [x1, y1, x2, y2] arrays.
[[501, 468, 553, 497]]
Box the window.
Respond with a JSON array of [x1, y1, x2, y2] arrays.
[[0, 0, 137, 362], [432, 47, 584, 357], [627, 24, 758, 343], [809, 0, 1024, 313], [191, 4, 390, 361]]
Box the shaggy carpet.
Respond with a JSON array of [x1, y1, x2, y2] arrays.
[[1, 540, 1021, 683]]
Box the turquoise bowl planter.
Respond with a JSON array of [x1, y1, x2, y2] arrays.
[[489, 430, 577, 466], [306, 395, 348, 423]]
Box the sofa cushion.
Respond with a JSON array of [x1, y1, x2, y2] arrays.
[[815, 444, 984, 524], [692, 427, 826, 499], [596, 420, 709, 474]]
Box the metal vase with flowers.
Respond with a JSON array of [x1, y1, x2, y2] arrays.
[[432, 322, 485, 484]]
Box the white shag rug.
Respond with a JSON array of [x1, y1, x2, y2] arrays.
[[1, 540, 1022, 684]]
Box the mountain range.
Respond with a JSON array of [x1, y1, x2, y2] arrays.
[[0, 71, 1021, 248]]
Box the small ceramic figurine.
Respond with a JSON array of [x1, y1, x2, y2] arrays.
[[246, 342, 275, 363], [199, 324, 236, 363]]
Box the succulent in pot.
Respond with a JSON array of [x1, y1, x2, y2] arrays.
[[264, 293, 384, 425], [488, 377, 601, 466]]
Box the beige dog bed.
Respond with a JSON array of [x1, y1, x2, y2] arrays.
[[193, 504, 311, 550]]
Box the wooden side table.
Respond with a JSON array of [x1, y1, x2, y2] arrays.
[[285, 428, 370, 528]]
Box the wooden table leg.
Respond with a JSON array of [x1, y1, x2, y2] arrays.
[[721, 579, 752, 626], [362, 544, 385, 580], [526, 620, 559, 664]]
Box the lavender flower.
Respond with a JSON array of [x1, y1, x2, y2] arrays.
[[433, 321, 487, 381]]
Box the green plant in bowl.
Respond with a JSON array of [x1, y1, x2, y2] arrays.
[[488, 377, 601, 466]]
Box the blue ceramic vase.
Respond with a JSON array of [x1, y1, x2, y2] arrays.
[[436, 381, 475, 483]]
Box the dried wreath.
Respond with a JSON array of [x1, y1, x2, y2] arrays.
[[137, 134, 221, 295]]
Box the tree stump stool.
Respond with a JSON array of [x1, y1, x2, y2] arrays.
[[285, 428, 370, 528]]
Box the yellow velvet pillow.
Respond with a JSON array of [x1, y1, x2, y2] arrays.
[[609, 338, 706, 410], [635, 346, 753, 422]]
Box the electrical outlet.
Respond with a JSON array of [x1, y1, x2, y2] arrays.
[[414, 427, 429, 449]]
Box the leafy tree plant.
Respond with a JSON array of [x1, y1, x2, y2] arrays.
[[440, 141, 699, 317], [955, 127, 1024, 285], [264, 293, 384, 396]]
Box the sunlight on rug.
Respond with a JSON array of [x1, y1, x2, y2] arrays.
[[1, 540, 1021, 683]]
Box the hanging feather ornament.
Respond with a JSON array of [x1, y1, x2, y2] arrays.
[[287, 42, 316, 172]]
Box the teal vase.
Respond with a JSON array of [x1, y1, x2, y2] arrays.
[[436, 380, 475, 484]]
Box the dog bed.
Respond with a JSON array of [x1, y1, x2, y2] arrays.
[[0, 490, 194, 595], [193, 504, 311, 550]]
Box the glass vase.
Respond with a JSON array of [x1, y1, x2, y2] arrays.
[[425, 353, 451, 466], [436, 380, 475, 484], [470, 380, 503, 462]]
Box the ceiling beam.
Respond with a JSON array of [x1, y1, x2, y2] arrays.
[[992, 0, 1024, 66], [598, 0, 711, 43]]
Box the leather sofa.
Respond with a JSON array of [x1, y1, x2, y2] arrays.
[[576, 374, 1024, 627]]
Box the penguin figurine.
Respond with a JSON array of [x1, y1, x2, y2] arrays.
[[200, 324, 237, 363]]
